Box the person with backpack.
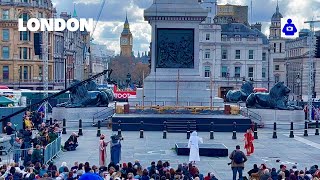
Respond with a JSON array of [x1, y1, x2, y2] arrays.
[[229, 145, 247, 180]]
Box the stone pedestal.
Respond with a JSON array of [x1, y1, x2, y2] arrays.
[[129, 0, 224, 107], [52, 107, 114, 127], [244, 108, 305, 129]]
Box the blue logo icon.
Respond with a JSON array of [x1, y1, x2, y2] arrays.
[[282, 19, 297, 36]]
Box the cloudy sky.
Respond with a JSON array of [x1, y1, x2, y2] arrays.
[[52, 0, 320, 56]]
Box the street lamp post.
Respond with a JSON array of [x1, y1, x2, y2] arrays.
[[296, 73, 301, 101]]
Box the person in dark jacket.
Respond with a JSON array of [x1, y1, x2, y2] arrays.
[[23, 149, 32, 167], [31, 145, 43, 164], [248, 164, 259, 177]]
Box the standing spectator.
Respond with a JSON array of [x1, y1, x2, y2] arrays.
[[31, 145, 43, 164], [12, 138, 22, 163], [4, 122, 15, 135], [23, 149, 32, 167], [229, 145, 247, 180]]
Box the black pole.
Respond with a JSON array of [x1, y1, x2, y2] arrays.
[[304, 121, 308, 136], [187, 121, 190, 139], [118, 120, 121, 136], [232, 122, 237, 139], [62, 118, 66, 134], [78, 119, 83, 136], [49, 118, 53, 125], [316, 120, 319, 135], [96, 120, 101, 137], [210, 122, 214, 139], [163, 121, 167, 139], [140, 121, 144, 138], [289, 122, 294, 138], [254, 123, 258, 139], [272, 122, 277, 139]]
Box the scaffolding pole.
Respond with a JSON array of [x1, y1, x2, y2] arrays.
[[304, 20, 320, 121], [42, 31, 49, 121]]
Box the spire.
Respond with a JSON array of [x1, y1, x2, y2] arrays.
[[276, 0, 279, 13], [73, 4, 78, 18], [125, 11, 129, 24]]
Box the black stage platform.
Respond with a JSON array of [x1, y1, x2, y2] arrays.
[[112, 114, 251, 132], [175, 143, 228, 157]]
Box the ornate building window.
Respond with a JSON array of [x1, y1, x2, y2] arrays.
[[262, 67, 266, 78], [248, 67, 254, 78], [2, 66, 9, 81], [262, 52, 266, 61], [206, 33, 210, 41], [221, 49, 227, 59], [249, 50, 254, 59], [2, 29, 9, 41], [2, 46, 9, 59], [204, 66, 211, 77], [221, 66, 227, 78], [235, 66, 241, 78], [205, 49, 210, 59], [2, 10, 9, 20], [235, 50, 240, 59]]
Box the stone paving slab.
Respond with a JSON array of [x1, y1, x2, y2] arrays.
[[28, 128, 320, 180]]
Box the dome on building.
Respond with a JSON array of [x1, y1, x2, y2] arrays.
[[271, 1, 283, 20]]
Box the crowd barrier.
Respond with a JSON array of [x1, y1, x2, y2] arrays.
[[43, 133, 62, 164]]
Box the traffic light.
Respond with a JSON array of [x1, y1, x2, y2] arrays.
[[315, 36, 320, 58]]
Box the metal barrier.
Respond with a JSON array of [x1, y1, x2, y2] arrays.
[[43, 133, 62, 164]]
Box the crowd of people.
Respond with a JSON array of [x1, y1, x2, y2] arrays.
[[3, 110, 61, 165]]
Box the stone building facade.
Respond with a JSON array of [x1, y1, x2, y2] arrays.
[[0, 0, 54, 89]]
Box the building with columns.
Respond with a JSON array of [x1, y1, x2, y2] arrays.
[[0, 0, 55, 89], [199, 1, 269, 99]]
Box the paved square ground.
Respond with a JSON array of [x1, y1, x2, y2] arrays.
[[2, 127, 318, 180], [46, 127, 320, 180]]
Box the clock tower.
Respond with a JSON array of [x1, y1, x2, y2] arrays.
[[120, 14, 133, 57]]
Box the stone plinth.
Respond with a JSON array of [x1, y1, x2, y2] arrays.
[[244, 108, 305, 129], [129, 0, 224, 107], [52, 107, 114, 127]]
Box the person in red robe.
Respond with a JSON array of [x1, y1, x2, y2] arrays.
[[99, 134, 109, 166], [244, 128, 254, 156]]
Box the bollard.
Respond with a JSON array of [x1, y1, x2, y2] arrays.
[[140, 121, 144, 138], [163, 121, 167, 139], [62, 119, 67, 134], [304, 121, 308, 136], [117, 120, 121, 136], [210, 122, 214, 139], [316, 120, 319, 135], [96, 120, 101, 137], [78, 119, 83, 136], [187, 121, 190, 139], [254, 123, 258, 139], [272, 122, 277, 139], [289, 122, 294, 138], [232, 122, 237, 139]]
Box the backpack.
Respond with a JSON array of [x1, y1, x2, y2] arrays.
[[233, 151, 243, 164]]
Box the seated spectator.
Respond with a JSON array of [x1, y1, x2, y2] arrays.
[[248, 164, 259, 177]]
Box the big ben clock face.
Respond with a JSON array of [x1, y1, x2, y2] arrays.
[[121, 37, 128, 45]]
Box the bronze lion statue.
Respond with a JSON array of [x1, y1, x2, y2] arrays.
[[57, 80, 110, 108], [246, 82, 299, 110], [226, 81, 254, 102]]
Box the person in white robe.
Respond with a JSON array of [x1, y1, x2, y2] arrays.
[[188, 131, 203, 163]]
